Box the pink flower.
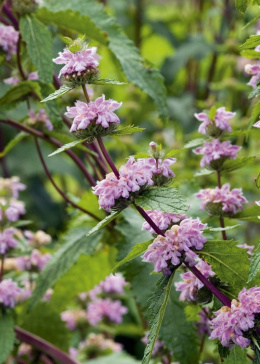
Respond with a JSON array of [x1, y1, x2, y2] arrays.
[[61, 309, 87, 330], [4, 77, 20, 85], [245, 63, 260, 88], [0, 176, 26, 198], [0, 278, 24, 308], [16, 250, 51, 272], [66, 96, 122, 132], [0, 198, 26, 222], [28, 72, 38, 80], [196, 183, 247, 214], [53, 47, 100, 78], [143, 218, 207, 275], [86, 298, 128, 326], [0, 25, 19, 61], [193, 139, 241, 168], [28, 109, 53, 131], [175, 260, 215, 302], [237, 244, 254, 256], [253, 120, 260, 128], [142, 210, 187, 234], [98, 273, 127, 295], [0, 228, 18, 255], [195, 107, 235, 135]]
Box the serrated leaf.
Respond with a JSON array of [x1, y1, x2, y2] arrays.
[[93, 78, 126, 85], [221, 156, 255, 173], [184, 305, 201, 321], [184, 138, 205, 149], [249, 86, 260, 99], [87, 210, 120, 236], [248, 242, 260, 282], [0, 132, 28, 157], [232, 205, 260, 223], [218, 343, 230, 359], [0, 312, 15, 364], [20, 15, 53, 82], [164, 148, 183, 158], [240, 35, 260, 50], [142, 273, 175, 364], [112, 239, 152, 274], [42, 0, 168, 121], [0, 81, 42, 109], [235, 0, 249, 12], [198, 240, 250, 294], [223, 346, 247, 363], [41, 85, 72, 102], [48, 138, 91, 157], [204, 224, 240, 233], [135, 187, 188, 214], [111, 125, 145, 136], [29, 226, 103, 309]]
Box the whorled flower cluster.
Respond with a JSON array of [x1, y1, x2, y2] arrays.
[[27, 109, 53, 131], [193, 139, 241, 168], [0, 278, 25, 308], [175, 260, 215, 302], [210, 287, 260, 348], [93, 156, 175, 212], [4, 71, 38, 86], [142, 210, 187, 234], [86, 298, 128, 326], [0, 228, 18, 255], [0, 25, 19, 61], [195, 107, 235, 135], [195, 183, 247, 215], [0, 198, 25, 222], [0, 177, 26, 199], [16, 249, 51, 272], [245, 63, 260, 89], [142, 218, 207, 275]]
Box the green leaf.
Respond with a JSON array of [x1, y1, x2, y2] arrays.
[[48, 139, 87, 157], [249, 86, 260, 99], [112, 240, 152, 274], [184, 305, 201, 321], [87, 210, 120, 236], [241, 49, 260, 59], [111, 125, 145, 136], [20, 15, 53, 83], [257, 173, 260, 188], [248, 242, 260, 282], [135, 186, 188, 214], [235, 0, 249, 12], [218, 343, 230, 359], [134, 153, 151, 158], [223, 346, 247, 363], [221, 156, 255, 173], [93, 78, 126, 85], [29, 226, 103, 309], [41, 85, 72, 102], [198, 240, 250, 294], [184, 138, 205, 149], [86, 353, 141, 364], [164, 148, 183, 158], [142, 273, 175, 364], [209, 105, 217, 120], [0, 132, 28, 157], [240, 35, 260, 50], [36, 7, 106, 45], [232, 205, 260, 223], [0, 81, 42, 109], [204, 225, 240, 233], [40, 83, 63, 129], [195, 169, 214, 177], [43, 0, 168, 121], [0, 312, 15, 364]]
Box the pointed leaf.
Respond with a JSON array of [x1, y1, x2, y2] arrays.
[[111, 125, 145, 136], [223, 346, 247, 363], [41, 85, 72, 102], [248, 242, 260, 282], [0, 312, 15, 364], [0, 132, 28, 157], [240, 35, 260, 50], [0, 81, 41, 109], [232, 205, 260, 223], [48, 139, 96, 157], [184, 138, 205, 149], [93, 78, 126, 85], [87, 210, 120, 236], [221, 156, 255, 173]]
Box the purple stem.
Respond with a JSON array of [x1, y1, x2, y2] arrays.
[[3, 5, 18, 29], [97, 137, 120, 179], [186, 264, 231, 307], [134, 204, 166, 237], [0, 16, 10, 25], [15, 327, 80, 364], [16, 35, 26, 80], [34, 137, 100, 221]]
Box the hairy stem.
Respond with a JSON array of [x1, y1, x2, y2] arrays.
[[97, 137, 120, 179], [34, 137, 100, 221]]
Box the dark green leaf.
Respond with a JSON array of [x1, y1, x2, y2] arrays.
[[41, 85, 72, 102], [221, 156, 255, 173], [240, 35, 260, 50], [199, 240, 250, 294], [86, 353, 141, 364], [223, 346, 247, 363], [142, 274, 175, 364], [218, 343, 230, 359], [112, 240, 152, 274], [0, 81, 41, 109], [93, 78, 126, 85], [232, 205, 260, 223], [0, 313, 15, 364], [248, 242, 260, 282], [20, 15, 53, 82], [135, 187, 188, 214], [235, 0, 249, 12], [0, 132, 28, 157], [40, 83, 63, 129], [111, 125, 145, 136]]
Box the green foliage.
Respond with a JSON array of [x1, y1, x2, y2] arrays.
[[29, 226, 103, 309], [0, 81, 42, 109], [248, 242, 260, 281], [18, 303, 70, 351], [240, 35, 260, 50], [198, 240, 250, 294], [235, 0, 249, 13], [111, 125, 145, 136], [0, 132, 28, 157], [256, 173, 260, 188], [93, 78, 126, 85], [86, 353, 141, 364], [184, 305, 201, 321], [42, 0, 168, 121], [41, 85, 72, 102], [0, 313, 15, 364], [48, 139, 97, 157], [232, 205, 260, 223], [135, 186, 188, 214], [112, 239, 152, 274], [20, 15, 53, 83], [204, 225, 240, 233], [249, 86, 260, 98], [184, 138, 205, 149], [222, 346, 247, 363], [141, 273, 175, 364], [221, 156, 255, 173], [39, 83, 63, 129], [218, 343, 230, 359], [88, 210, 120, 236]]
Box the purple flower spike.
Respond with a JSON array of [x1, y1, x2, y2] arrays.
[[245, 63, 260, 89], [0, 26, 19, 61], [193, 139, 241, 168], [0, 278, 24, 308], [98, 273, 127, 295]]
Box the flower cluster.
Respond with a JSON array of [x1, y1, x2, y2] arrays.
[[0, 25, 19, 61], [193, 139, 241, 169], [4, 71, 38, 86], [0, 177, 26, 223], [27, 109, 53, 131], [210, 287, 260, 348], [86, 298, 128, 326], [196, 183, 247, 215], [245, 63, 260, 89], [16, 249, 51, 272], [0, 228, 18, 255], [195, 107, 235, 135], [143, 218, 207, 275], [142, 210, 187, 234], [93, 155, 175, 212], [0, 279, 24, 308], [175, 260, 215, 302]]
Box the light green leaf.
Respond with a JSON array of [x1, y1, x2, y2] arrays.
[[93, 78, 126, 85], [164, 148, 183, 158], [257, 172, 260, 188], [249, 86, 260, 98], [248, 242, 260, 282], [0, 312, 15, 364], [29, 226, 103, 309], [134, 152, 151, 158], [41, 85, 72, 102], [48, 139, 90, 157], [112, 240, 152, 274], [184, 305, 201, 322], [135, 186, 188, 214], [240, 35, 260, 50], [198, 240, 250, 294], [142, 273, 175, 364], [241, 49, 260, 59], [184, 138, 205, 149], [0, 132, 28, 157], [195, 169, 214, 177], [86, 210, 120, 236], [235, 0, 249, 12], [20, 15, 53, 82], [223, 346, 247, 363], [0, 81, 41, 109], [204, 225, 240, 233], [221, 156, 255, 173], [111, 125, 145, 136]]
